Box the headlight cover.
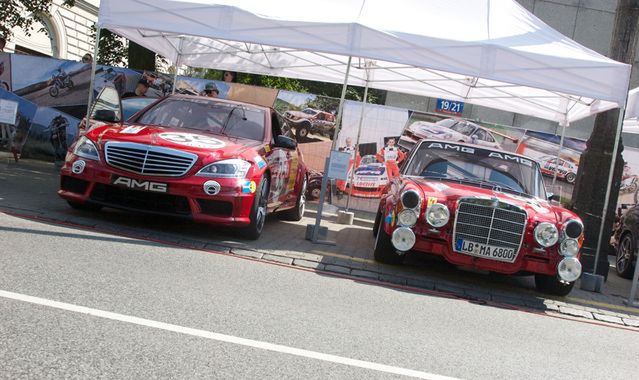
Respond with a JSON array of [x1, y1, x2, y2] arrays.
[[425, 203, 449, 228], [72, 136, 99, 160], [534, 222, 559, 247], [401, 190, 421, 209], [197, 159, 251, 178], [397, 209, 418, 227], [563, 219, 584, 239], [559, 238, 579, 257]]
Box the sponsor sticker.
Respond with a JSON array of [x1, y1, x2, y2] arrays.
[[385, 211, 396, 226], [120, 126, 146, 134], [255, 155, 267, 169], [242, 180, 257, 193], [264, 145, 271, 153], [159, 132, 226, 149], [427, 197, 438, 207]]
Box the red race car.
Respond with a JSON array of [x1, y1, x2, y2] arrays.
[[373, 140, 584, 296], [59, 87, 307, 239]]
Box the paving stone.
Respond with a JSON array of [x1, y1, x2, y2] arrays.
[[405, 277, 435, 290], [350, 269, 379, 280], [292, 259, 325, 270], [543, 302, 561, 312], [262, 254, 294, 265], [622, 318, 639, 327], [324, 265, 351, 275], [592, 313, 624, 325], [231, 248, 263, 259], [204, 243, 231, 254], [558, 306, 594, 319], [177, 239, 208, 249], [379, 273, 407, 286]]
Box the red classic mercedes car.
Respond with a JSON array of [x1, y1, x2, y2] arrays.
[[59, 88, 307, 239], [373, 140, 584, 295]]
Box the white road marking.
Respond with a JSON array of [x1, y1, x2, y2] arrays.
[[0, 289, 459, 380]]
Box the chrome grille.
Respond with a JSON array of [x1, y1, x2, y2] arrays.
[[105, 142, 197, 177], [453, 198, 527, 257]]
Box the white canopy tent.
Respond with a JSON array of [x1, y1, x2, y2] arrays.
[[97, 0, 631, 126], [624, 87, 639, 134], [93, 0, 631, 267]]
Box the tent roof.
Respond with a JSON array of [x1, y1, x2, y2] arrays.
[[98, 0, 631, 125]]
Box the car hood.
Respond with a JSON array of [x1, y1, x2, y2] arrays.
[[407, 177, 562, 222], [355, 164, 386, 176], [412, 124, 457, 137], [87, 124, 263, 160]]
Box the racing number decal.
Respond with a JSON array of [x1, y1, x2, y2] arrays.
[[266, 150, 290, 201], [158, 132, 226, 149]]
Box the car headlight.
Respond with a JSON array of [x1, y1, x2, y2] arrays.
[[397, 209, 418, 227], [401, 190, 421, 209], [72, 136, 99, 160], [426, 203, 449, 228], [559, 238, 579, 257], [563, 219, 584, 240], [557, 257, 581, 282], [391, 227, 416, 252], [196, 159, 251, 178], [534, 222, 559, 247]]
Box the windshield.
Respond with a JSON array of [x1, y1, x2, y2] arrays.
[[435, 119, 457, 128], [137, 98, 266, 141], [404, 142, 546, 198], [360, 155, 377, 165], [450, 123, 476, 136]]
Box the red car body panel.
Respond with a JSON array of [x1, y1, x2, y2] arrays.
[[378, 150, 582, 277], [59, 96, 307, 227]]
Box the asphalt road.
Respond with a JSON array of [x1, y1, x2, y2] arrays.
[[0, 211, 637, 379]]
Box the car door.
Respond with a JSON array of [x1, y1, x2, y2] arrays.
[[264, 112, 295, 207], [80, 86, 123, 135]]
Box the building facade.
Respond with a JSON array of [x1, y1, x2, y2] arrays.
[[4, 0, 98, 61]]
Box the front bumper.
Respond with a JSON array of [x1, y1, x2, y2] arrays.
[[58, 155, 257, 226]]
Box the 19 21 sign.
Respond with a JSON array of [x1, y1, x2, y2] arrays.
[[436, 98, 464, 116]]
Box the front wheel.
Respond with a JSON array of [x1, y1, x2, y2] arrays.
[[49, 85, 59, 97], [241, 176, 269, 240], [616, 233, 636, 279], [565, 172, 576, 184], [373, 220, 404, 265], [534, 274, 575, 296], [67, 79, 74, 89], [277, 177, 306, 221]]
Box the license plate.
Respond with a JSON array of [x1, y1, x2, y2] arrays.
[[355, 182, 376, 188], [454, 239, 516, 263], [111, 176, 168, 193]]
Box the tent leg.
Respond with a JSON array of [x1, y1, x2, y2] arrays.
[[311, 56, 352, 243], [551, 121, 567, 189], [171, 38, 184, 94], [593, 104, 626, 276], [345, 78, 369, 211], [84, 26, 101, 125]]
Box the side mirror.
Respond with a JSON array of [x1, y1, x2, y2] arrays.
[[93, 109, 118, 123], [274, 135, 297, 150], [548, 193, 560, 202]]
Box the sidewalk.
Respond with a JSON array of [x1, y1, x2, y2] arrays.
[[2, 155, 638, 327]]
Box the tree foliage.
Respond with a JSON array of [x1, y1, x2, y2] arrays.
[[90, 25, 128, 66], [0, 0, 75, 39]]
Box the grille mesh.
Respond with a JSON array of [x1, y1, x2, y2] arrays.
[[453, 199, 527, 258], [105, 142, 197, 177]]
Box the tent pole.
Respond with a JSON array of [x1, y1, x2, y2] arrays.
[[593, 104, 626, 275], [551, 121, 567, 189], [84, 26, 101, 127], [345, 74, 370, 211], [311, 56, 352, 243], [171, 38, 184, 94]]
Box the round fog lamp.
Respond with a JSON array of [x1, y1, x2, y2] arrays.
[[391, 227, 416, 252], [426, 203, 449, 228], [534, 222, 559, 247], [559, 238, 579, 257], [203, 180, 221, 196], [397, 209, 418, 227], [71, 160, 86, 174], [557, 257, 582, 282], [401, 190, 421, 209], [563, 219, 584, 239]]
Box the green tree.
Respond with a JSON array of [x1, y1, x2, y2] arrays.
[[0, 0, 75, 39], [90, 25, 127, 66]]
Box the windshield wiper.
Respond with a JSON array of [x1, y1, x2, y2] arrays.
[[221, 105, 247, 135]]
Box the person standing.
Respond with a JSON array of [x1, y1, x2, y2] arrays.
[[376, 138, 405, 180], [203, 82, 219, 97], [122, 79, 150, 98], [223, 71, 237, 83]]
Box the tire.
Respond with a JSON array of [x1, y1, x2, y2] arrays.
[[241, 175, 269, 240], [67, 79, 74, 90], [277, 177, 306, 221], [373, 210, 382, 238], [66, 200, 102, 211], [616, 232, 636, 279], [297, 126, 309, 138], [534, 274, 575, 296], [565, 172, 576, 184], [373, 219, 404, 265], [49, 85, 59, 97]]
